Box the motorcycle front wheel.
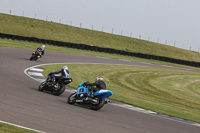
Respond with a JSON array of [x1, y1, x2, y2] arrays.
[[38, 82, 47, 91], [90, 96, 105, 111], [67, 92, 76, 104], [30, 55, 34, 61]]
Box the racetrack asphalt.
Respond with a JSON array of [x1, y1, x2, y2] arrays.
[[0, 47, 200, 133]]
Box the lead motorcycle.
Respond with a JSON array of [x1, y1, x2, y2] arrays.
[[38, 74, 72, 96], [67, 82, 113, 110], [30, 50, 42, 61]]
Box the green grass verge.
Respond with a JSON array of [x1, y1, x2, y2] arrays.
[[0, 122, 39, 133], [1, 38, 200, 71], [39, 64, 200, 123], [1, 13, 200, 62]]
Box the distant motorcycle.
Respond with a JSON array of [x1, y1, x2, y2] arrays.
[[67, 82, 113, 110], [38, 74, 72, 96], [30, 50, 42, 61]]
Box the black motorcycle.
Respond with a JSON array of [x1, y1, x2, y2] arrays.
[[38, 74, 72, 96], [30, 50, 42, 61]]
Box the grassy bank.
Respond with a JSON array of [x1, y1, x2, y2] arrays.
[[1, 13, 200, 62], [39, 64, 200, 123], [1, 38, 200, 71]]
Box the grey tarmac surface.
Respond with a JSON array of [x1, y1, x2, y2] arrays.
[[0, 47, 200, 133]]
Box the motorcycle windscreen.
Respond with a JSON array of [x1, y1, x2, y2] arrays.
[[76, 86, 90, 96], [94, 90, 113, 98], [78, 83, 84, 87]]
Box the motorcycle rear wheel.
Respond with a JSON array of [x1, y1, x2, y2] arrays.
[[90, 96, 105, 111], [52, 84, 65, 96]]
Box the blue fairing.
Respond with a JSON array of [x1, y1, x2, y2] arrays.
[[78, 83, 84, 88], [76, 83, 113, 99], [76, 83, 90, 96], [94, 90, 113, 98]]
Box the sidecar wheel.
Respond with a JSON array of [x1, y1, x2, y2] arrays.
[[90, 96, 105, 111]]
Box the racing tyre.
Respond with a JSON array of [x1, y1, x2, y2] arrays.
[[67, 92, 76, 104], [53, 84, 65, 96], [38, 82, 46, 91], [90, 96, 105, 111], [30, 55, 34, 61]]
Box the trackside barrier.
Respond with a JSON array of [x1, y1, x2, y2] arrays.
[[0, 32, 200, 68]]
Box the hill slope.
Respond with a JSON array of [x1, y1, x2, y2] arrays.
[[0, 13, 200, 62]]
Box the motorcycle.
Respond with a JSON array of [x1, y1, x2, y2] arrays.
[[67, 82, 113, 110], [30, 50, 42, 61], [38, 74, 72, 96]]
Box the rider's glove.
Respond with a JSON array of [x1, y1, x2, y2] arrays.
[[84, 81, 89, 86]]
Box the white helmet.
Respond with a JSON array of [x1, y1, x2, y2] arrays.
[[63, 66, 68, 70], [38, 45, 45, 51], [96, 76, 103, 81]]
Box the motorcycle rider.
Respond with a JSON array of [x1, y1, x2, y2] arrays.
[[48, 66, 70, 85], [36, 45, 45, 57], [84, 76, 106, 97]]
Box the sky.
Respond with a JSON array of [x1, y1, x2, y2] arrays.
[[0, 0, 200, 52]]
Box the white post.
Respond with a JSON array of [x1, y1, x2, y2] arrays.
[[174, 42, 176, 47], [80, 23, 82, 28], [9, 10, 12, 15], [139, 35, 141, 39], [112, 28, 114, 34], [148, 36, 150, 41], [130, 32, 132, 37], [157, 38, 159, 43]]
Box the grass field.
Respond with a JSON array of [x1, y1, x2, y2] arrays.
[[1, 13, 200, 62], [39, 63, 200, 123], [0, 122, 39, 133]]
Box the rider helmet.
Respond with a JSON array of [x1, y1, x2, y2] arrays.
[[96, 76, 103, 81], [62, 66, 68, 71], [38, 45, 45, 51], [42, 45, 45, 48]]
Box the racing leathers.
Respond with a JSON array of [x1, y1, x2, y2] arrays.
[[84, 80, 106, 92], [49, 69, 69, 83], [37, 46, 45, 57]]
